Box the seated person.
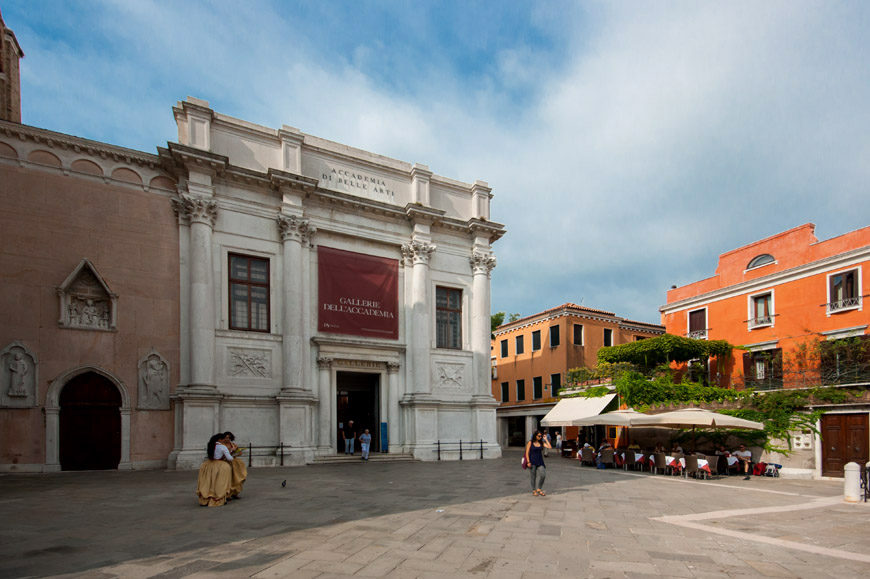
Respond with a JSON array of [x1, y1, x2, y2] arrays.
[[196, 433, 234, 507], [733, 444, 753, 480], [670, 442, 684, 455], [222, 431, 247, 498], [653, 442, 665, 454]]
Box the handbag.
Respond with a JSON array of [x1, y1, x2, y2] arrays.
[[521, 456, 528, 470]]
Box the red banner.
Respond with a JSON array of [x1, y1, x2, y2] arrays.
[[318, 246, 399, 339]]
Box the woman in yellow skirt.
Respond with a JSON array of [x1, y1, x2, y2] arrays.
[[222, 431, 247, 499], [196, 433, 233, 507]]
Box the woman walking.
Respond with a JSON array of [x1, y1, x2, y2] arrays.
[[525, 430, 551, 496]]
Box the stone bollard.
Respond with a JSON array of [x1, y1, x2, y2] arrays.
[[843, 462, 860, 503]]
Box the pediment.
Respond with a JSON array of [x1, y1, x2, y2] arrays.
[[57, 259, 118, 331]]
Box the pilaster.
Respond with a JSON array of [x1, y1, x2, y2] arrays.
[[401, 238, 436, 394]]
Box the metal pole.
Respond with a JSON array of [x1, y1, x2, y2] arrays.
[[248, 442, 252, 467], [280, 442, 284, 466], [480, 439, 484, 460], [437, 440, 441, 461], [459, 440, 463, 460]]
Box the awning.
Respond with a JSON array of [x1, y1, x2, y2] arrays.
[[539, 394, 616, 426]]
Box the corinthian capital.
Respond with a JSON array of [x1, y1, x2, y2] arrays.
[[171, 194, 217, 227], [277, 214, 314, 244], [470, 250, 497, 276], [401, 240, 437, 266]]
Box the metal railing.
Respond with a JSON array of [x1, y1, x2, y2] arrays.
[[827, 296, 861, 312], [434, 440, 487, 460], [861, 462, 869, 503], [687, 330, 707, 340], [243, 442, 289, 467]]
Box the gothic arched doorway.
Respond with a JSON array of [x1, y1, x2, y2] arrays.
[[59, 372, 122, 470]]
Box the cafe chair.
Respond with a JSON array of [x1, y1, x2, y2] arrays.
[[653, 452, 667, 475], [598, 448, 615, 468], [683, 454, 699, 479], [581, 447, 595, 466], [622, 451, 637, 471]]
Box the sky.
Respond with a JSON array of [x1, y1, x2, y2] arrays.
[[4, 1, 869, 325]]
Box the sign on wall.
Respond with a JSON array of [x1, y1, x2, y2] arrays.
[[318, 246, 399, 339]]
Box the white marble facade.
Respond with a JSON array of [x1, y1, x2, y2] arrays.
[[166, 98, 505, 468]]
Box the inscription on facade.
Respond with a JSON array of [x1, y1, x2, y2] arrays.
[[319, 166, 397, 203]]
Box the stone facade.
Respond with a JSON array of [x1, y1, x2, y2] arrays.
[[164, 98, 505, 468]]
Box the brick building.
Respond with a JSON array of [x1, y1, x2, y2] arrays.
[[661, 223, 870, 477], [491, 303, 663, 447]]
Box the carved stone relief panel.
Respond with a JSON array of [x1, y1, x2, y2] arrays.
[[57, 259, 118, 331], [0, 341, 38, 408], [138, 349, 170, 410], [433, 362, 466, 390], [228, 348, 272, 379]]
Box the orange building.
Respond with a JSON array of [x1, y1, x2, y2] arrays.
[[491, 303, 663, 448], [661, 223, 869, 477]]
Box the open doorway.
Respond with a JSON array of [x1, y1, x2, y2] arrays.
[[59, 372, 121, 470], [336, 371, 380, 453]]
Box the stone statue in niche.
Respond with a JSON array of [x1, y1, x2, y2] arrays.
[[0, 342, 37, 408], [7, 352, 28, 397], [138, 350, 170, 410], [57, 259, 118, 331]]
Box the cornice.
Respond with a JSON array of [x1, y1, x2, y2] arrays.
[[0, 120, 161, 169], [268, 168, 318, 192], [661, 245, 870, 314], [166, 142, 229, 173], [405, 204, 446, 225], [468, 218, 506, 243]]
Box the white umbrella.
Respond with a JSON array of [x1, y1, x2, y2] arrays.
[[572, 408, 649, 427], [631, 408, 764, 430]]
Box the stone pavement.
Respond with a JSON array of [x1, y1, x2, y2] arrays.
[[1, 450, 868, 578]]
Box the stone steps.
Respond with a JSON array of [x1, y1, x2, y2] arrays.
[[311, 453, 418, 465]]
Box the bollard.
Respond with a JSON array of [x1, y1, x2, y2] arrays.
[[843, 462, 860, 503]]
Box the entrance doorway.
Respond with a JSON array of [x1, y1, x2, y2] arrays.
[[59, 372, 122, 470], [821, 413, 869, 477], [336, 371, 380, 453]]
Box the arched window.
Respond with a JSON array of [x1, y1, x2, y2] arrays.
[[747, 254, 775, 269]]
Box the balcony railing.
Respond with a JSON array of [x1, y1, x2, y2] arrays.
[[687, 329, 707, 340], [827, 296, 861, 313], [749, 315, 772, 328]]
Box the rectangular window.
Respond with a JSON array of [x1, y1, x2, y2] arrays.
[[550, 373, 561, 396], [750, 292, 772, 328], [603, 328, 613, 347], [533, 376, 543, 399], [549, 325, 560, 347], [516, 379, 525, 401], [820, 336, 870, 385], [515, 335, 524, 355], [500, 381, 510, 402], [573, 324, 584, 345], [500, 339, 508, 358], [688, 309, 707, 339], [742, 348, 783, 391], [828, 269, 859, 312], [229, 254, 270, 332], [532, 330, 541, 351], [436, 287, 462, 349]]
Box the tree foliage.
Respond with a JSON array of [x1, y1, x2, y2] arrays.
[[597, 334, 734, 371]]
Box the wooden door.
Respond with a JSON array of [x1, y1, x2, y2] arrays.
[[59, 372, 121, 470], [821, 413, 869, 477]]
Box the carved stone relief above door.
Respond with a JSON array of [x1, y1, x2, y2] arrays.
[[57, 259, 118, 331]]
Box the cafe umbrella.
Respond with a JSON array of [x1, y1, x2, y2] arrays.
[[629, 407, 764, 450]]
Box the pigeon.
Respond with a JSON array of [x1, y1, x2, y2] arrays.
[[281, 480, 286, 487]]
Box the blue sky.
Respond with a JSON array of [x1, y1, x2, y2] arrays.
[[4, 1, 869, 324]]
